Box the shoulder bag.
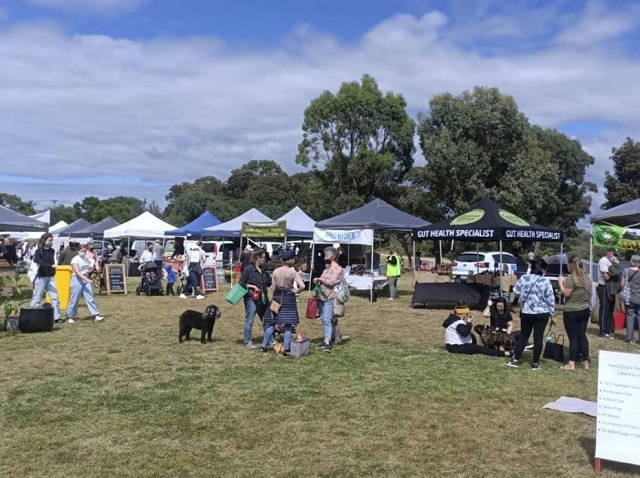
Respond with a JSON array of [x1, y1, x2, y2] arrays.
[[543, 328, 565, 363], [620, 269, 639, 305], [334, 277, 351, 303]]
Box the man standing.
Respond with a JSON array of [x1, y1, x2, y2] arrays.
[[598, 248, 616, 338], [386, 247, 401, 301]]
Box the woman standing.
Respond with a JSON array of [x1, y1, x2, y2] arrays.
[[313, 246, 344, 353], [557, 256, 593, 371], [620, 255, 640, 344], [506, 259, 555, 371], [262, 251, 305, 355], [66, 243, 105, 323], [239, 249, 271, 349], [29, 233, 62, 323]]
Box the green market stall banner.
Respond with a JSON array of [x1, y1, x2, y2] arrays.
[[241, 221, 286, 238], [594, 224, 640, 250]]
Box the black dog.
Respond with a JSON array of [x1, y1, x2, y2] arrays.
[[179, 305, 221, 344], [474, 324, 516, 352]]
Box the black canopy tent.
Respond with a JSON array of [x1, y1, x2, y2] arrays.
[[411, 198, 564, 306]]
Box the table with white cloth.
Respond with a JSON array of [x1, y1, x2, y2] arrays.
[[346, 274, 388, 290]]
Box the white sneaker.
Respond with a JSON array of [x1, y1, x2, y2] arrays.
[[67, 318, 75, 324], [94, 315, 105, 322], [196, 295, 205, 300], [179, 293, 187, 299]]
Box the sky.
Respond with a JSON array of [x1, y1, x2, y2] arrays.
[[0, 0, 639, 225]]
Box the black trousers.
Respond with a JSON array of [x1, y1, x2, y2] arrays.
[[597, 285, 614, 335], [166, 283, 175, 296], [446, 335, 506, 357], [563, 308, 590, 362], [513, 313, 549, 363]]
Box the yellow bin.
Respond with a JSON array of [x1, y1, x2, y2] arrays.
[[46, 265, 73, 311]]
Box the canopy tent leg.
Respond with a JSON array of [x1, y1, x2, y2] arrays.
[[309, 242, 316, 292], [589, 226, 593, 280], [439, 240, 443, 272], [499, 240, 503, 296], [412, 240, 416, 272], [370, 235, 374, 303]]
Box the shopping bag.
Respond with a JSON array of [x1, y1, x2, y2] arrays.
[[334, 278, 351, 303], [543, 333, 565, 362], [305, 297, 319, 319], [225, 283, 248, 305]]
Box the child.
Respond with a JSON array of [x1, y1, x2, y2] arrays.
[[163, 263, 177, 296]]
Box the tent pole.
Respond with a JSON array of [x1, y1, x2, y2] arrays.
[[589, 225, 593, 278], [412, 239, 416, 272], [439, 240, 443, 272], [309, 241, 315, 292], [370, 233, 374, 303], [499, 240, 503, 297]]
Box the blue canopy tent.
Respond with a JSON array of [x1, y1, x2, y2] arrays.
[[165, 210, 222, 237], [55, 218, 93, 236], [313, 198, 431, 301], [276, 206, 315, 238], [72, 217, 120, 238]]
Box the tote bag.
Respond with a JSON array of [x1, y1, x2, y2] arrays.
[[334, 278, 350, 303], [305, 298, 319, 319], [225, 284, 248, 305], [543, 332, 565, 363]]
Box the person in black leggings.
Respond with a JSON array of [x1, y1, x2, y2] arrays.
[[507, 259, 555, 371], [443, 301, 511, 357]]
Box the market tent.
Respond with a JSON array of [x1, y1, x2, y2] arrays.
[[104, 212, 176, 239], [201, 208, 272, 237], [412, 198, 563, 242], [0, 205, 49, 232], [276, 206, 315, 238], [49, 221, 68, 233], [30, 209, 51, 224], [590, 198, 640, 226], [165, 210, 221, 236], [316, 198, 430, 231], [56, 218, 93, 236], [72, 217, 120, 237]]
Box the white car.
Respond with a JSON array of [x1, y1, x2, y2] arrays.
[[452, 251, 518, 280]]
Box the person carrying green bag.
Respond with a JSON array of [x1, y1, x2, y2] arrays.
[[238, 249, 272, 349]]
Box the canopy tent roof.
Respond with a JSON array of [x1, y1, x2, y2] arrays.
[[590, 198, 640, 226], [201, 208, 273, 237], [103, 212, 176, 239], [412, 198, 563, 242], [56, 218, 93, 236], [72, 217, 120, 237], [0, 205, 49, 232], [49, 221, 68, 234], [30, 210, 50, 225], [276, 206, 315, 238], [315, 198, 430, 232], [165, 210, 222, 236]]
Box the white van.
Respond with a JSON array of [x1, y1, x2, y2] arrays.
[[164, 239, 233, 268]]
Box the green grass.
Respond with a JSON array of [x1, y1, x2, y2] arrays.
[[1, 276, 639, 477]]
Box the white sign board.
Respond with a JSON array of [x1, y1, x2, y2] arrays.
[[313, 228, 373, 245], [596, 350, 640, 467]]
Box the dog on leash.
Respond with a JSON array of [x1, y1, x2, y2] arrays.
[[473, 324, 515, 352], [179, 305, 221, 343]]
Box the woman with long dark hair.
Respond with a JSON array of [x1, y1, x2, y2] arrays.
[[239, 249, 271, 349], [261, 251, 305, 355], [558, 256, 593, 370], [506, 259, 555, 371], [29, 233, 62, 323]]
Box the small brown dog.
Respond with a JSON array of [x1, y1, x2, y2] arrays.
[[473, 324, 515, 352]]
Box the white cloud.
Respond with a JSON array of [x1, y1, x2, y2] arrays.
[[29, 0, 147, 14], [0, 5, 638, 219]]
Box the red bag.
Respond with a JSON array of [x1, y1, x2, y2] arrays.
[[251, 289, 261, 301], [305, 297, 319, 319]]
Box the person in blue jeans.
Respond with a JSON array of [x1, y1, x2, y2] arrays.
[[239, 249, 271, 349], [313, 246, 344, 353], [29, 233, 62, 323], [66, 243, 104, 323], [621, 255, 640, 343]]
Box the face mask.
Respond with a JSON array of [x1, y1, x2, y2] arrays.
[[324, 259, 332, 264], [258, 260, 266, 266]]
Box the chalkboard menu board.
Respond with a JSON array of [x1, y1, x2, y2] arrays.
[[201, 266, 218, 292], [105, 264, 127, 294]]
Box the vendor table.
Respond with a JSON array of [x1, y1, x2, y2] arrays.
[[346, 274, 388, 291]]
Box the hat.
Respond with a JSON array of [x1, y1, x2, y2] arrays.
[[244, 245, 254, 252], [281, 251, 295, 261]]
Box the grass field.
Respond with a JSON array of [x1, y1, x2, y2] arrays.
[[1, 275, 639, 477]]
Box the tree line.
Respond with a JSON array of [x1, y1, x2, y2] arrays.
[[3, 75, 639, 239]]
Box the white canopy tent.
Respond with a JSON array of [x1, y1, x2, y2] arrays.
[[104, 212, 176, 239]]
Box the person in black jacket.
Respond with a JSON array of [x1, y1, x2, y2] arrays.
[[443, 301, 511, 357], [238, 249, 271, 349], [29, 233, 62, 323]]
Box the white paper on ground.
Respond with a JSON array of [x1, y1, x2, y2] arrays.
[[542, 396, 597, 417]]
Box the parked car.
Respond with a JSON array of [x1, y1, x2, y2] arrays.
[[451, 251, 517, 280]]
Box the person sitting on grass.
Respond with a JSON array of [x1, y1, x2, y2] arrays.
[[443, 301, 511, 357]]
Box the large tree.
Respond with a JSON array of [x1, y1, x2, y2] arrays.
[[603, 137, 640, 209], [73, 196, 146, 223], [0, 193, 36, 215], [296, 74, 415, 213], [412, 86, 595, 229]]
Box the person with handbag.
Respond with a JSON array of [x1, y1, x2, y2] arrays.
[[312, 246, 344, 353], [261, 251, 305, 355], [239, 249, 271, 349], [557, 256, 593, 371], [620, 254, 640, 344], [66, 243, 105, 323], [29, 233, 62, 324], [506, 258, 555, 371]]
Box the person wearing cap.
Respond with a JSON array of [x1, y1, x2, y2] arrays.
[[443, 301, 511, 357], [597, 248, 617, 338], [261, 250, 305, 355]]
